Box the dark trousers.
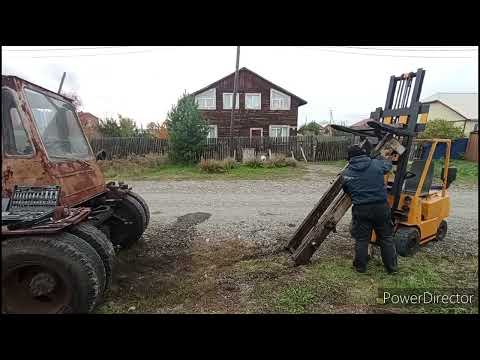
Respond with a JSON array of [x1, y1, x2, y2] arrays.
[[351, 202, 397, 272]]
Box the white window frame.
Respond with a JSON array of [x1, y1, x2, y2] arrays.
[[269, 125, 290, 138], [250, 128, 264, 138], [245, 93, 262, 110], [207, 124, 218, 139], [270, 89, 291, 110], [195, 88, 216, 110], [222, 92, 240, 110]]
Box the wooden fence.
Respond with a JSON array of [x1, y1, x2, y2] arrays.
[[90, 135, 353, 162]]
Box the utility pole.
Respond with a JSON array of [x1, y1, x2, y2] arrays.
[[229, 46, 240, 138], [57, 72, 66, 94]]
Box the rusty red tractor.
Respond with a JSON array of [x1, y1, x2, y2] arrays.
[[2, 75, 150, 314]]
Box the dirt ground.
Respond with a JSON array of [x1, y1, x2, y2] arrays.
[[97, 164, 479, 314]]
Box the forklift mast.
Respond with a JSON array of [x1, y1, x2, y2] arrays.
[[369, 69, 429, 220]]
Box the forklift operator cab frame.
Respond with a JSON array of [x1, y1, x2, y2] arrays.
[[373, 138, 453, 245]]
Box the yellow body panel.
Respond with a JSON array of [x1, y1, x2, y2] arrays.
[[421, 191, 450, 220], [370, 191, 450, 243]]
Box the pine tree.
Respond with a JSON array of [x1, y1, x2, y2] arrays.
[[166, 93, 209, 164]]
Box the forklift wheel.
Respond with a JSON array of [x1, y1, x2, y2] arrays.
[[436, 220, 447, 241], [394, 227, 420, 257], [2, 233, 105, 314]]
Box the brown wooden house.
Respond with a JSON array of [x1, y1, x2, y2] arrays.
[[192, 67, 307, 138], [78, 111, 100, 139]]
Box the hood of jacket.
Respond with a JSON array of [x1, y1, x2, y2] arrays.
[[347, 155, 372, 172]]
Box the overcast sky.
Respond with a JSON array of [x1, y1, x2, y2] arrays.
[[2, 46, 478, 127]]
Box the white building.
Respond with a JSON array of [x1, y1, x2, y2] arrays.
[[421, 92, 478, 136]]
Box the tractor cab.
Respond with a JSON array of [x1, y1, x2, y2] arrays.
[[2, 75, 107, 206]]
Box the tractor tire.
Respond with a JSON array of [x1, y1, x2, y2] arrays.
[[109, 194, 146, 249], [394, 227, 420, 257], [128, 191, 150, 228], [68, 222, 115, 290], [2, 232, 105, 314], [436, 220, 448, 241]]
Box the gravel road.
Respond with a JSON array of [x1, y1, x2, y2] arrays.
[[129, 165, 478, 259]]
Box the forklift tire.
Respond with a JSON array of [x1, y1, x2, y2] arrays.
[[436, 220, 447, 241], [128, 191, 150, 228], [2, 233, 105, 314], [109, 194, 146, 249], [68, 223, 115, 290], [394, 227, 420, 257]]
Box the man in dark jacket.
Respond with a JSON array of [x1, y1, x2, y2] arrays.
[[342, 144, 398, 274]]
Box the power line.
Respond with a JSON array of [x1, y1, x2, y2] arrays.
[[6, 49, 154, 59], [4, 46, 129, 52], [293, 46, 476, 59], [332, 46, 478, 52]]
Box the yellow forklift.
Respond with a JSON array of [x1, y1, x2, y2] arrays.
[[286, 68, 457, 264]]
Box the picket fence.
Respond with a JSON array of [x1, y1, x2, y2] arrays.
[[90, 135, 353, 162]]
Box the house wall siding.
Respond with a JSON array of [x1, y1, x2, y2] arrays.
[[197, 70, 302, 137], [427, 102, 475, 136]]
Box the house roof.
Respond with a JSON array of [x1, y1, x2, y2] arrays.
[[78, 112, 99, 126], [421, 92, 478, 120], [350, 118, 371, 129], [192, 67, 307, 106], [78, 111, 98, 119]]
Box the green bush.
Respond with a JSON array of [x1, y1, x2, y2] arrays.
[[166, 93, 209, 164], [244, 158, 264, 168], [98, 153, 169, 177], [245, 155, 299, 168], [222, 158, 237, 171], [199, 158, 238, 173], [285, 158, 299, 167], [419, 119, 465, 140], [264, 155, 287, 168]]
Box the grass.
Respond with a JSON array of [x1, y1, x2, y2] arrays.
[[100, 158, 307, 181], [103, 163, 306, 181], [433, 159, 478, 185], [245, 253, 478, 314], [95, 236, 478, 314]]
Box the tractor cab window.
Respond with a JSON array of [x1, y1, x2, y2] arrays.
[[2, 88, 34, 156], [24, 88, 92, 161]]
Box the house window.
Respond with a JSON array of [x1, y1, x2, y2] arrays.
[[195, 88, 216, 110], [223, 93, 240, 109], [207, 125, 217, 139], [245, 93, 261, 110], [270, 125, 289, 137], [250, 128, 263, 137], [270, 89, 290, 110]]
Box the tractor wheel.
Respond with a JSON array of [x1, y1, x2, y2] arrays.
[[436, 220, 448, 241], [68, 222, 115, 290], [394, 227, 420, 257], [109, 194, 146, 249], [128, 191, 150, 228], [2, 232, 105, 314]]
